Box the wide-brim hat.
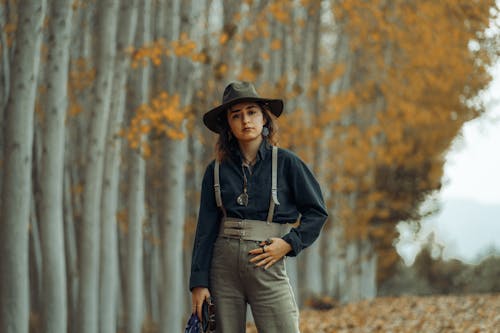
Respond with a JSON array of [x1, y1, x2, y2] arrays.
[[203, 81, 283, 133]]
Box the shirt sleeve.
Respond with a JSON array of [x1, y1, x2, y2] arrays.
[[189, 162, 222, 291], [281, 152, 328, 256]]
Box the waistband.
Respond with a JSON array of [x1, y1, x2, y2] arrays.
[[219, 217, 292, 242]]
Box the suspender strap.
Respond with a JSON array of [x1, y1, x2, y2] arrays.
[[266, 146, 280, 223], [214, 146, 279, 222], [214, 160, 227, 217]]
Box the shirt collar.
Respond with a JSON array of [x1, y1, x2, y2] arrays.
[[230, 140, 272, 163]]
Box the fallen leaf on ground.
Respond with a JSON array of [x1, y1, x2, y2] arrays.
[[246, 293, 500, 332]]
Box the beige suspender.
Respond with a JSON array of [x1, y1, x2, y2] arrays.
[[266, 146, 280, 224], [214, 159, 226, 218], [214, 146, 279, 223]]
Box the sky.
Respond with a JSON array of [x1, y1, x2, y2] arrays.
[[441, 68, 500, 206], [397, 61, 500, 265]]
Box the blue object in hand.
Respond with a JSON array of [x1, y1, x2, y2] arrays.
[[185, 313, 201, 333]]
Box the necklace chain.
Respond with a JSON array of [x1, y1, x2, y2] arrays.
[[237, 153, 257, 206], [242, 155, 257, 166], [237, 163, 250, 206]]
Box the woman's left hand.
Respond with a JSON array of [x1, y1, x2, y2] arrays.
[[249, 237, 292, 269]]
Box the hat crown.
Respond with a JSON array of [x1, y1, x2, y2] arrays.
[[222, 81, 260, 104], [203, 81, 283, 133]]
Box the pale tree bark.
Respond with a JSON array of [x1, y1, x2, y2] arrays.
[[276, 3, 301, 301], [67, 1, 93, 187], [321, 10, 380, 302], [297, 1, 323, 304], [144, 212, 162, 325], [183, 0, 213, 310], [63, 169, 79, 333], [281, 2, 300, 113], [0, 5, 9, 156], [215, 0, 243, 83], [159, 0, 205, 331], [240, 0, 268, 86], [29, 189, 43, 315], [0, 2, 7, 263], [267, 18, 281, 84], [160, 139, 188, 333], [321, 21, 349, 297], [38, 0, 73, 332], [78, 1, 119, 333], [65, 5, 94, 332], [337, 239, 376, 302], [102, 1, 144, 332], [340, 28, 382, 304], [150, 0, 176, 329], [155, 0, 179, 93], [292, 3, 315, 117], [279, 22, 290, 87], [359, 240, 377, 299], [144, 13, 178, 294], [0, 1, 45, 332], [99, 1, 139, 333]]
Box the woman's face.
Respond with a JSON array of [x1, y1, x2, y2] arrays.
[[227, 102, 265, 144]]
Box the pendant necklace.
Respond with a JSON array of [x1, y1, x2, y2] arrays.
[[237, 154, 257, 206], [236, 163, 249, 206]]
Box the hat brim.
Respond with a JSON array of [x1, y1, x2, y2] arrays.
[[203, 97, 283, 133]]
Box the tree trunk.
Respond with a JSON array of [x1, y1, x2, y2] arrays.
[[360, 240, 377, 299], [155, 0, 179, 93], [319, 16, 380, 302], [99, 1, 139, 332], [322, 66, 349, 300], [64, 169, 79, 333], [215, 0, 243, 83], [0, 4, 9, 173], [159, 0, 196, 329], [124, 149, 147, 333], [298, 1, 323, 304], [160, 139, 188, 333], [0, 1, 45, 332], [125, 147, 147, 333], [77, 1, 118, 333], [38, 0, 73, 332], [29, 191, 43, 322], [108, 1, 147, 332]]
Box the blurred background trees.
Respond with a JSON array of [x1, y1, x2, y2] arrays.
[[0, 0, 498, 332]]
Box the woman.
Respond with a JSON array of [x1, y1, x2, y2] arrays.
[[190, 81, 328, 333]]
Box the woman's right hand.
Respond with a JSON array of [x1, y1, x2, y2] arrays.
[[191, 287, 211, 321]]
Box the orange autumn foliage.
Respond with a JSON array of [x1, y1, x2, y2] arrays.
[[325, 0, 497, 283], [130, 35, 206, 69], [123, 92, 188, 157]]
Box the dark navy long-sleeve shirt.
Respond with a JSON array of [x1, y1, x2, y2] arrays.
[[189, 142, 328, 290]]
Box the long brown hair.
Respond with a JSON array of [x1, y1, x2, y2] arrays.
[[215, 103, 278, 161]]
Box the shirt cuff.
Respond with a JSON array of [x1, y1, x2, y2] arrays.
[[282, 232, 301, 257], [189, 271, 209, 291]]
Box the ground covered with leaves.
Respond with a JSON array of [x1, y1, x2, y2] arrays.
[[246, 293, 500, 332]]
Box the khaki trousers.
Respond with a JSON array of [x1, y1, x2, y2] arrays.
[[210, 237, 299, 333]]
